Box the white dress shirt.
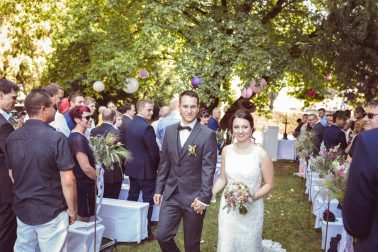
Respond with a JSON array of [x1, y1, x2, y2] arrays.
[[179, 119, 197, 147]]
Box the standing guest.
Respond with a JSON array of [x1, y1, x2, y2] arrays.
[[343, 127, 378, 251], [97, 106, 106, 126], [115, 111, 123, 129], [322, 110, 348, 151], [64, 93, 85, 130], [326, 114, 333, 127], [307, 114, 325, 155], [151, 106, 170, 151], [363, 100, 378, 131], [123, 99, 160, 240], [208, 107, 221, 131], [119, 103, 136, 136], [84, 97, 97, 138], [156, 97, 181, 145], [343, 119, 354, 144], [91, 108, 123, 199], [354, 106, 365, 120], [318, 108, 327, 127], [6, 90, 77, 251], [153, 90, 217, 252], [107, 101, 117, 111], [345, 119, 365, 161], [68, 105, 96, 222], [293, 117, 304, 138], [0, 79, 19, 252], [42, 83, 70, 137], [199, 109, 211, 126]]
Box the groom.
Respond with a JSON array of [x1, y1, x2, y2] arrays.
[[153, 90, 217, 252]]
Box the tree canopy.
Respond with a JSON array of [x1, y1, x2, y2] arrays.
[[1, 0, 377, 109]]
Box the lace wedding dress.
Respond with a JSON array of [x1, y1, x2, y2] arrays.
[[217, 144, 285, 252]]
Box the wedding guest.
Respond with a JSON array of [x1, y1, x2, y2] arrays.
[[115, 111, 123, 129], [326, 114, 333, 127], [318, 108, 327, 127], [293, 117, 304, 138], [59, 97, 70, 114], [107, 101, 117, 111], [64, 93, 85, 130], [119, 103, 136, 137], [6, 90, 77, 251], [307, 114, 324, 155], [68, 105, 96, 222], [345, 119, 365, 161], [156, 97, 181, 145], [123, 99, 160, 240], [91, 108, 123, 199], [343, 127, 378, 251], [354, 106, 365, 120], [322, 110, 348, 151], [42, 83, 70, 137], [0, 79, 19, 252], [84, 96, 97, 137], [151, 106, 170, 151], [199, 109, 211, 126], [208, 107, 221, 130], [97, 106, 106, 125]]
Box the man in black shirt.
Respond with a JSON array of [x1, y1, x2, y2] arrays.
[[0, 79, 19, 252], [6, 90, 77, 251], [322, 110, 348, 151]]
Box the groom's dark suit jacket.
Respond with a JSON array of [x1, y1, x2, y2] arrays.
[[343, 128, 378, 251], [156, 122, 217, 206]]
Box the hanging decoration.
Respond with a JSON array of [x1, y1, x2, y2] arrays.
[[241, 87, 253, 99], [250, 78, 267, 94], [138, 69, 149, 79], [191, 77, 202, 88], [93, 81, 105, 92], [124, 78, 139, 93]]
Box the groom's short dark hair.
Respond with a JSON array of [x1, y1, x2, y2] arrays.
[[179, 90, 199, 105]]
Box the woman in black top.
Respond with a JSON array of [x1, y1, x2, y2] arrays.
[[68, 105, 96, 222]]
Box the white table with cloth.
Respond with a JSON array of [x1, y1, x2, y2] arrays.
[[118, 183, 160, 222], [277, 139, 296, 160], [98, 198, 149, 243]]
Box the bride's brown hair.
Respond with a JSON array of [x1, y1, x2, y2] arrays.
[[229, 109, 255, 133]]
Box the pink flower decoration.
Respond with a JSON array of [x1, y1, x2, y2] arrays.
[[139, 69, 149, 79], [338, 169, 345, 177], [307, 89, 317, 97], [326, 75, 332, 81], [241, 87, 253, 98]]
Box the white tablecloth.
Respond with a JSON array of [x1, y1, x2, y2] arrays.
[[119, 183, 160, 222], [98, 198, 149, 243], [67, 221, 105, 252], [277, 139, 296, 160]]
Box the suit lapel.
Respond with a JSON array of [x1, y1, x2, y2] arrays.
[[179, 122, 201, 160]]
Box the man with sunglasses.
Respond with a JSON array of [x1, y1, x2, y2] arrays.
[[343, 100, 378, 251], [6, 90, 77, 252]]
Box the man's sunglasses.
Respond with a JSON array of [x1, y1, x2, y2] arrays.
[[366, 113, 378, 119], [82, 116, 92, 120]]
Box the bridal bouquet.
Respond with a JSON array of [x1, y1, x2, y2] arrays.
[[223, 181, 254, 215]]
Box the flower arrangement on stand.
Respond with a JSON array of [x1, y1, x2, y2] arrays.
[[223, 181, 254, 215], [89, 133, 132, 251], [311, 145, 344, 175], [296, 132, 316, 161]]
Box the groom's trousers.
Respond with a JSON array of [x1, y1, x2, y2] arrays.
[[156, 189, 205, 252]]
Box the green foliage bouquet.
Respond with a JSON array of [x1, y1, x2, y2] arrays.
[[89, 133, 132, 170], [223, 181, 254, 215], [296, 132, 315, 160]]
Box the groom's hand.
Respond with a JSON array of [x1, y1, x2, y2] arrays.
[[153, 193, 162, 206], [191, 200, 206, 215]]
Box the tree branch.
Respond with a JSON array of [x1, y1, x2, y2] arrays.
[[261, 0, 287, 24]]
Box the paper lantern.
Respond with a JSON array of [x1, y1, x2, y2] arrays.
[[93, 81, 105, 92], [307, 89, 317, 97], [250, 78, 267, 94], [124, 78, 139, 93], [191, 77, 202, 88], [139, 69, 149, 79], [241, 87, 253, 98], [326, 75, 332, 81]]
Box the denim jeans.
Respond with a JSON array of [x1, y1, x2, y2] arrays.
[[14, 211, 69, 252]]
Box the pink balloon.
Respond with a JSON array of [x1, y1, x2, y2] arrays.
[[250, 78, 267, 94], [241, 87, 253, 98]]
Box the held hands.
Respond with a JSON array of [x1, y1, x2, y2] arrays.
[[153, 193, 162, 206], [191, 199, 206, 215]]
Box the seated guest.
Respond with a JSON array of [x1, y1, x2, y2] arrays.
[[68, 105, 96, 222], [322, 110, 348, 151], [90, 108, 123, 199]]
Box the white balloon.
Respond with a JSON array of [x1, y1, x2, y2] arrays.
[[124, 78, 139, 93], [93, 81, 105, 92]]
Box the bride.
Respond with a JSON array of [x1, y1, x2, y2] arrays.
[[212, 109, 275, 251]]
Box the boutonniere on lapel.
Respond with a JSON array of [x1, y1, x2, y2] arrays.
[[188, 144, 197, 157]]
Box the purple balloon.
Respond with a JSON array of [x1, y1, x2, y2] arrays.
[[191, 77, 202, 88]]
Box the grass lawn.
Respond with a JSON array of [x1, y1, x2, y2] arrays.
[[108, 160, 322, 251]]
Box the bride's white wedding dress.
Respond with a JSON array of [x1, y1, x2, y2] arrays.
[[217, 144, 285, 252]]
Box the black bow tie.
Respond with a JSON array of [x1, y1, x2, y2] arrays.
[[178, 125, 192, 131]]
